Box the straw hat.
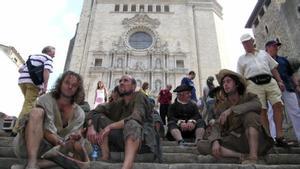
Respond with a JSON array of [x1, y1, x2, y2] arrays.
[[216, 69, 247, 87]]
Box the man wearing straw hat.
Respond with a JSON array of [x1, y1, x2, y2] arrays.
[[197, 69, 273, 164]]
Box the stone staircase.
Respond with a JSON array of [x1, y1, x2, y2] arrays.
[[1, 137, 300, 169]]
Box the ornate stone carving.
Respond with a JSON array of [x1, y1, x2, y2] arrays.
[[132, 61, 145, 71], [112, 37, 127, 52], [122, 13, 160, 29]]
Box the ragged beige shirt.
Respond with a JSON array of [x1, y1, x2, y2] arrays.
[[36, 93, 85, 139]]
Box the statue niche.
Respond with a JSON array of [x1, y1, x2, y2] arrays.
[[154, 58, 162, 69], [116, 58, 123, 68]]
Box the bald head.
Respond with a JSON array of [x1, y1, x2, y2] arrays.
[[166, 84, 172, 91], [118, 75, 136, 96]]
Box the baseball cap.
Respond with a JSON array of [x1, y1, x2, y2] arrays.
[[265, 40, 282, 48], [240, 33, 253, 42]]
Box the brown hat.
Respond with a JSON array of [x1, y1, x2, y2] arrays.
[[173, 85, 193, 92], [216, 69, 247, 87]]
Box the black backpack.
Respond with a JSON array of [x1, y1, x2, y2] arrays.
[[26, 56, 44, 85]]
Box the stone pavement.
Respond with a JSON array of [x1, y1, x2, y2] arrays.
[[0, 137, 300, 169]]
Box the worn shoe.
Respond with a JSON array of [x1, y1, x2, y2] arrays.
[[275, 137, 290, 147]]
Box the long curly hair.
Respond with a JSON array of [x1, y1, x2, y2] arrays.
[[220, 74, 246, 96], [50, 71, 84, 104]]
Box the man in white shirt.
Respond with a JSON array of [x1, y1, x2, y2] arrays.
[[237, 34, 288, 147], [14, 46, 55, 133]]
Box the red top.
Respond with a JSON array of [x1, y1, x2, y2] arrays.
[[158, 89, 172, 104]]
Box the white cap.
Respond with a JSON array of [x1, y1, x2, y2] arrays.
[[240, 33, 253, 42]]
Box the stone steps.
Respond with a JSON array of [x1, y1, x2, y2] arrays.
[[0, 137, 13, 147], [2, 147, 300, 164], [2, 159, 300, 169], [1, 137, 300, 169]]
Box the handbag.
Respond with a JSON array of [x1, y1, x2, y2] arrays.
[[26, 56, 44, 85]]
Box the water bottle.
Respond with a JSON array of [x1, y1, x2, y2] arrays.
[[91, 144, 101, 161]]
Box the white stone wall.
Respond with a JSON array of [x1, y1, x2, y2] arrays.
[[0, 47, 24, 117]]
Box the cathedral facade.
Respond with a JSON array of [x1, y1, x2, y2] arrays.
[[65, 0, 225, 107]]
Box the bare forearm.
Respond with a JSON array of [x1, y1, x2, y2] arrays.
[[271, 68, 283, 83], [108, 120, 124, 130], [44, 131, 62, 146], [43, 69, 50, 90]]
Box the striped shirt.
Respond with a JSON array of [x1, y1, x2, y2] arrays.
[[18, 54, 53, 86]]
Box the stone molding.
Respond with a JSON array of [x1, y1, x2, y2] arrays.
[[122, 13, 160, 29]]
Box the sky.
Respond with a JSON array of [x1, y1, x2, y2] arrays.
[[0, 0, 257, 117]]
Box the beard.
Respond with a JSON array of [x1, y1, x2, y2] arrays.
[[225, 89, 237, 96], [119, 89, 135, 97]]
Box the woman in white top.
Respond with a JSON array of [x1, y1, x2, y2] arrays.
[[94, 80, 108, 108]]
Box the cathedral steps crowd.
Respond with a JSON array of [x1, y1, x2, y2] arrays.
[[0, 32, 300, 169]]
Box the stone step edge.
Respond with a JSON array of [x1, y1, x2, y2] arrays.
[[1, 153, 300, 163], [1, 158, 300, 169]]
